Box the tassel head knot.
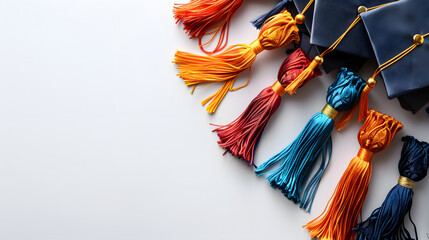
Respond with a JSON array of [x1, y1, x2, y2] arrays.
[[326, 68, 366, 111], [358, 110, 403, 154], [398, 136, 429, 181], [258, 10, 300, 50]]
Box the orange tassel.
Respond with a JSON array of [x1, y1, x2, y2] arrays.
[[358, 78, 377, 122], [304, 109, 403, 240], [173, 11, 300, 113], [335, 104, 358, 131], [173, 0, 244, 54]]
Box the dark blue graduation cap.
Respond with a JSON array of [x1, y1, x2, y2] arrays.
[[311, 0, 398, 59], [252, 0, 366, 73], [360, 0, 429, 113], [251, 0, 366, 73], [294, 0, 368, 73], [398, 88, 429, 114]]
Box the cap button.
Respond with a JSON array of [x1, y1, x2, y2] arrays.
[[357, 6, 367, 14], [295, 14, 305, 25], [413, 34, 424, 46], [314, 55, 324, 65], [367, 78, 377, 88]]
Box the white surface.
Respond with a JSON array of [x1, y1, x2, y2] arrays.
[[0, 1, 428, 239]]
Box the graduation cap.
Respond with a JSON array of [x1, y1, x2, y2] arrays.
[[398, 87, 429, 114], [290, 0, 367, 73], [360, 0, 429, 113], [252, 0, 366, 72], [311, 0, 397, 59]]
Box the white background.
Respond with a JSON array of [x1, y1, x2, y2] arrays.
[[0, 1, 428, 239]]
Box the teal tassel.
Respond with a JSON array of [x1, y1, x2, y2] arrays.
[[354, 136, 429, 240], [255, 67, 365, 212], [251, 0, 292, 29]]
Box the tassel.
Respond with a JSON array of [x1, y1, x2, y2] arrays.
[[354, 136, 429, 240], [173, 10, 300, 114], [212, 48, 321, 166], [173, 0, 244, 54], [358, 78, 377, 122], [285, 56, 323, 95], [255, 67, 366, 212], [304, 109, 403, 240], [251, 0, 292, 29]]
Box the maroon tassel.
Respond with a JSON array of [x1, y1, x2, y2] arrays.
[[212, 48, 322, 165]]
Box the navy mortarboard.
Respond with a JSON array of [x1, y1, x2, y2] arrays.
[[252, 0, 366, 73], [311, 0, 397, 59], [293, 0, 367, 73], [361, 0, 429, 113]]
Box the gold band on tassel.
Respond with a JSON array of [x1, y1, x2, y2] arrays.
[[398, 176, 415, 189], [321, 104, 338, 119], [249, 40, 264, 54], [357, 148, 374, 162], [271, 81, 286, 96]]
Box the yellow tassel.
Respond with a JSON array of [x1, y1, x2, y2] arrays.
[[173, 10, 300, 113], [200, 79, 235, 113]]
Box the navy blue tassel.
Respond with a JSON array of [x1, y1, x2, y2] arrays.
[[255, 67, 365, 212], [354, 136, 429, 240], [251, 0, 292, 29]]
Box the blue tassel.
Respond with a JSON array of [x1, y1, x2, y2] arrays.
[[255, 67, 365, 212], [251, 0, 292, 29], [354, 136, 429, 240]]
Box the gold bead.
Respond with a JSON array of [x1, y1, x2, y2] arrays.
[[413, 34, 424, 46], [295, 14, 305, 25], [314, 55, 324, 65], [367, 78, 377, 88], [357, 6, 367, 14]]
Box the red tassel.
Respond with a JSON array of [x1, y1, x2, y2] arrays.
[[173, 0, 244, 54], [212, 48, 321, 165]]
